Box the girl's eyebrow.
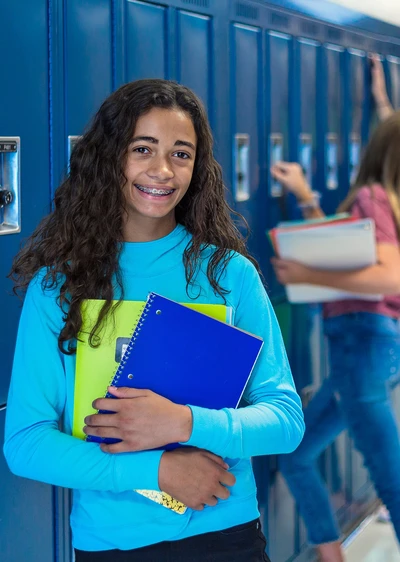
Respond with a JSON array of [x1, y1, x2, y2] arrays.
[[131, 136, 196, 151]]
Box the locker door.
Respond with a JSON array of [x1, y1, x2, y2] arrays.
[[346, 49, 368, 189], [319, 44, 349, 517], [54, 0, 114, 190], [0, 8, 54, 562], [65, 0, 113, 136], [231, 23, 267, 273], [387, 55, 400, 109], [0, 409, 55, 561], [322, 44, 345, 214], [345, 48, 372, 505], [176, 10, 212, 115], [290, 39, 320, 393], [0, 1, 51, 403], [267, 31, 292, 298], [125, 1, 169, 81], [295, 38, 319, 191]]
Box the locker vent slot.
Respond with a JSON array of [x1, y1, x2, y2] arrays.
[[300, 20, 319, 37], [270, 11, 289, 29], [235, 3, 259, 20], [181, 0, 209, 7], [327, 27, 343, 42]]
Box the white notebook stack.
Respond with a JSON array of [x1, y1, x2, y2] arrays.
[[271, 218, 382, 304]]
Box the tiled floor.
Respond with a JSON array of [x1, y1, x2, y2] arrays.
[[344, 513, 400, 561]]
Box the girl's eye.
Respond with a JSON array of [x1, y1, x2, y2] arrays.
[[133, 147, 150, 154], [174, 151, 190, 159]]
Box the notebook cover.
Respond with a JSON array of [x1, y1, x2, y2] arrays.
[[104, 293, 263, 415], [73, 300, 231, 440]]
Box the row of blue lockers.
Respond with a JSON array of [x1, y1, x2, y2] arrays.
[[1, 1, 400, 561]]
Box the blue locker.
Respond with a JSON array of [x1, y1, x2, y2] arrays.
[[176, 10, 212, 115], [0, 1, 54, 559], [0, 410, 55, 561], [0, 1, 51, 403], [126, 1, 169, 81], [230, 23, 268, 274], [318, 43, 349, 518], [387, 55, 400, 109], [344, 48, 373, 505], [266, 31, 292, 298], [321, 44, 345, 214], [346, 49, 368, 188], [268, 472, 297, 562], [289, 38, 320, 394], [295, 38, 319, 188], [65, 0, 113, 136]]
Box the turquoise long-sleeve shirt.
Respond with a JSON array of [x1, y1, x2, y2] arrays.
[[4, 224, 304, 551]]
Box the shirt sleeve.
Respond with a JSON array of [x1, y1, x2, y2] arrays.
[[3, 274, 163, 492], [352, 186, 399, 245], [182, 260, 305, 458]]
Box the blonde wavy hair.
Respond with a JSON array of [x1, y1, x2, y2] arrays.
[[338, 110, 400, 237]]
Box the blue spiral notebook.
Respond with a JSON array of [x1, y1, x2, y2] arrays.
[[87, 292, 263, 445]]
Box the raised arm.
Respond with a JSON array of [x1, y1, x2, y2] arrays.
[[370, 54, 394, 121]]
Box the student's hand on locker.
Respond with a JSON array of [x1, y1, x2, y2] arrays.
[[370, 53, 394, 121], [370, 54, 389, 107], [271, 257, 311, 285], [158, 448, 236, 511], [270, 162, 313, 202], [83, 386, 193, 453]]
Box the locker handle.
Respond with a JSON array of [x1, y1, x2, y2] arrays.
[[68, 135, 81, 170], [325, 133, 338, 191], [234, 133, 250, 202], [299, 133, 313, 189], [269, 133, 284, 198], [349, 132, 361, 185], [0, 137, 21, 236]]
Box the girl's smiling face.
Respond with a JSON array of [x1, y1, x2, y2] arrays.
[[122, 107, 197, 241]]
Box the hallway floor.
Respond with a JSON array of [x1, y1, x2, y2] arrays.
[[344, 510, 400, 561]]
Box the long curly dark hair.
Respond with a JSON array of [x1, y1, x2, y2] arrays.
[[10, 79, 260, 354]]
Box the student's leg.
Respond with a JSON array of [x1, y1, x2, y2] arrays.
[[279, 377, 347, 548], [329, 323, 400, 544]]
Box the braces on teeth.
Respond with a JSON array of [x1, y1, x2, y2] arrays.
[[137, 185, 173, 195]]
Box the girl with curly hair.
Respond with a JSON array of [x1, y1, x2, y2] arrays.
[[4, 79, 304, 562]]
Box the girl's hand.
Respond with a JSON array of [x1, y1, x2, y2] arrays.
[[83, 387, 193, 453], [159, 449, 236, 511], [370, 54, 389, 106], [271, 257, 311, 285], [270, 162, 313, 202]]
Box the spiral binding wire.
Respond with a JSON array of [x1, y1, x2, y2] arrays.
[[107, 293, 156, 389]]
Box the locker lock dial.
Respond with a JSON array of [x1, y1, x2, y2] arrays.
[[0, 189, 13, 208]]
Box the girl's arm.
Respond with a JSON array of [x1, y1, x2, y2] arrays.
[[272, 243, 400, 295], [370, 54, 394, 122], [272, 185, 400, 295], [3, 273, 163, 492], [181, 260, 305, 459]]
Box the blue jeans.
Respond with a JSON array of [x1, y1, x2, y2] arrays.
[[279, 312, 400, 545]]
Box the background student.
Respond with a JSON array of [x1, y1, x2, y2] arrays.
[[270, 101, 400, 561]]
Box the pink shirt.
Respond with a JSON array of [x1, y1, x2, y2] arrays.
[[324, 184, 400, 319]]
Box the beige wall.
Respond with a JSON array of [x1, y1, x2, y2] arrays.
[[328, 0, 400, 27]]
